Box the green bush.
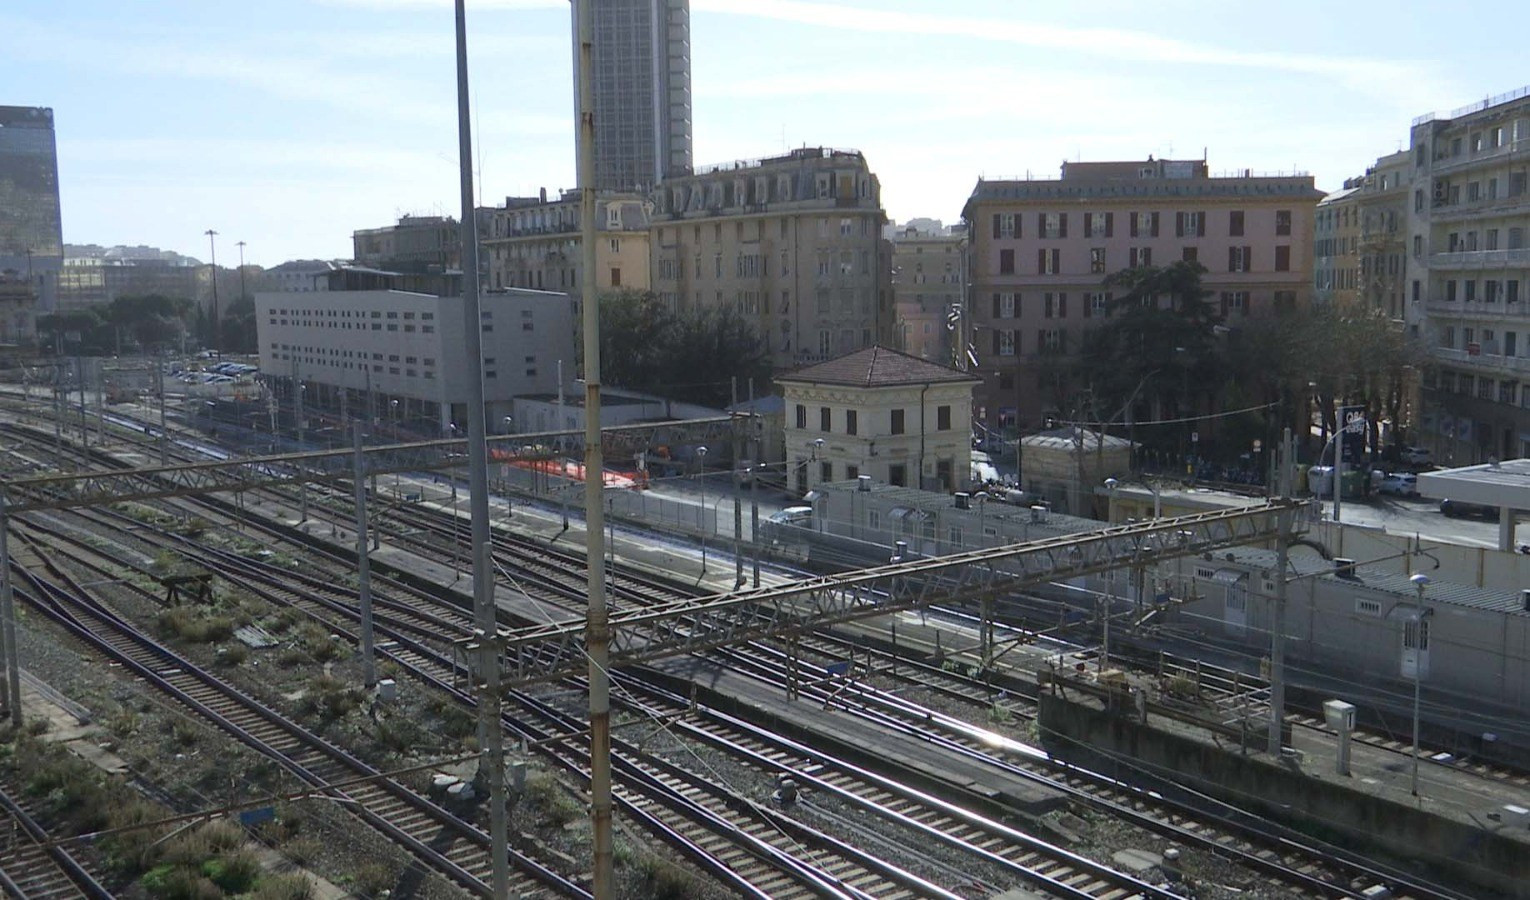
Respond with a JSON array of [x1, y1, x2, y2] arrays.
[[202, 849, 260, 893], [253, 874, 315, 900]]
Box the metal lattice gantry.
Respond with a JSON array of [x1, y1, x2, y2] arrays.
[[479, 499, 1306, 687], [0, 416, 742, 513]]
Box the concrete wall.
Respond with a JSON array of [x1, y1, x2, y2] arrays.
[[1039, 693, 1530, 898]]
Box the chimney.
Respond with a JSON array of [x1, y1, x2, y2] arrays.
[[857, 475, 871, 492], [1334, 557, 1355, 578], [539, 186, 547, 203]]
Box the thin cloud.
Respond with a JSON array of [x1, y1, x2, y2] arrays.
[[696, 0, 1433, 102]]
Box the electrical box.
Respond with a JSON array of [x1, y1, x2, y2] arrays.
[[1324, 699, 1356, 733]]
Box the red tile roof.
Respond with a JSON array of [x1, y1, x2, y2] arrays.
[[777, 345, 979, 388]]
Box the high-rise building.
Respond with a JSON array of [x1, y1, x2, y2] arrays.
[[648, 147, 891, 372], [0, 106, 63, 313], [1407, 87, 1530, 462], [582, 0, 692, 192], [962, 157, 1321, 433]]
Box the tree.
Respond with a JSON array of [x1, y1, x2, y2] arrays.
[[589, 290, 772, 408], [1079, 261, 1223, 455], [107, 293, 192, 352]]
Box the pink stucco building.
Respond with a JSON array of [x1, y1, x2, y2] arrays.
[[961, 158, 1322, 433]]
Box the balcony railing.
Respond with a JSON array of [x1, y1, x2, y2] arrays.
[[1433, 346, 1530, 374], [1428, 138, 1530, 175], [1429, 248, 1530, 268]]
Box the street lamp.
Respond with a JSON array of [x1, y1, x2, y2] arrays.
[[502, 416, 514, 520], [390, 400, 401, 493], [205, 229, 220, 359], [696, 446, 709, 574], [1409, 572, 1432, 797], [973, 491, 989, 548], [1104, 477, 1162, 522]]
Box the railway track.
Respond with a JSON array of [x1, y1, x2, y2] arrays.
[[5, 524, 587, 900], [0, 412, 1496, 898], [0, 771, 112, 900]]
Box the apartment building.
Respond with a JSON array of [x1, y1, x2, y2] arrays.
[[649, 146, 891, 371], [1408, 87, 1530, 462], [352, 215, 460, 274], [890, 224, 966, 364], [478, 191, 651, 301], [584, 0, 692, 192], [1317, 152, 1411, 316], [254, 288, 574, 435], [962, 157, 1321, 433]]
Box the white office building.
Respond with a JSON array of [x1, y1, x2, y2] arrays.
[[255, 288, 575, 436]]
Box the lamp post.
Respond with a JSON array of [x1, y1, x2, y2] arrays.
[[973, 491, 989, 548], [236, 240, 248, 344], [502, 416, 514, 521], [205, 229, 220, 359], [696, 445, 708, 574], [804, 437, 825, 494], [1104, 477, 1161, 523], [390, 400, 401, 494], [1409, 572, 1432, 797]]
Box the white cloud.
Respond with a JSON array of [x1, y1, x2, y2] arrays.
[[695, 0, 1437, 107]]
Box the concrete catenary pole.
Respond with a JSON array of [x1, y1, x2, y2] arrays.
[[574, 1, 614, 896], [451, 2, 510, 898], [1268, 428, 1293, 756], [351, 427, 377, 687]]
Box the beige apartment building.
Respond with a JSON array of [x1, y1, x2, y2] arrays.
[[890, 224, 966, 365], [1316, 151, 1410, 317], [478, 191, 652, 303], [648, 146, 891, 371], [1408, 87, 1530, 462], [962, 157, 1321, 433]]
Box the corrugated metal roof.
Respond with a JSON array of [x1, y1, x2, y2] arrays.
[[777, 346, 979, 388]]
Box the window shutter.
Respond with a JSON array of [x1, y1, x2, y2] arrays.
[[1105, 212, 1114, 238], [1058, 293, 1067, 317], [1084, 213, 1093, 235], [1228, 246, 1237, 272], [1038, 248, 1047, 274], [1059, 213, 1068, 238], [1014, 214, 1021, 239], [1220, 292, 1230, 318], [991, 329, 1000, 356], [1197, 215, 1206, 238], [1129, 214, 1139, 238], [1083, 295, 1091, 318], [1244, 245, 1252, 269], [992, 213, 1001, 239], [1175, 212, 1185, 238], [1151, 212, 1160, 237], [992, 292, 1000, 318]]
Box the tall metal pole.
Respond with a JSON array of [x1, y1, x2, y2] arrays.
[[295, 375, 308, 522], [1268, 428, 1292, 756], [76, 354, 88, 449], [352, 427, 377, 686], [451, 4, 509, 897], [236, 240, 248, 314], [0, 498, 21, 727], [206, 230, 220, 359], [156, 353, 168, 467], [574, 1, 613, 895]]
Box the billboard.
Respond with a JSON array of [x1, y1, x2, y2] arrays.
[[0, 106, 63, 259]]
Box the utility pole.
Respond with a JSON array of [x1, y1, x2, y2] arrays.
[[574, 0, 613, 894], [236, 240, 248, 319], [292, 357, 308, 522], [1268, 428, 1293, 756], [205, 229, 220, 359], [156, 353, 168, 467], [352, 427, 377, 686], [451, 3, 510, 898], [0, 495, 21, 728]]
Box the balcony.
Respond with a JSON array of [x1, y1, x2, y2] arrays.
[[1433, 346, 1530, 375], [1428, 192, 1530, 222], [1423, 297, 1528, 320], [1428, 248, 1530, 269], [1428, 137, 1530, 176]]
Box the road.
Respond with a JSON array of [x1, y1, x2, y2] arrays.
[[1323, 492, 1523, 548]]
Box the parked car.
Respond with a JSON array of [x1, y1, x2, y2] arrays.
[[1399, 446, 1433, 466], [1440, 498, 1497, 518], [1377, 473, 1418, 497]]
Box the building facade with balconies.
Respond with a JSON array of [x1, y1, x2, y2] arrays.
[[478, 191, 652, 305], [1408, 86, 1530, 462], [648, 147, 891, 372], [352, 215, 460, 274], [890, 224, 966, 365], [962, 158, 1321, 434]]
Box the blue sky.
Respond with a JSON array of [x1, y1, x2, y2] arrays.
[[5, 0, 1528, 266]]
